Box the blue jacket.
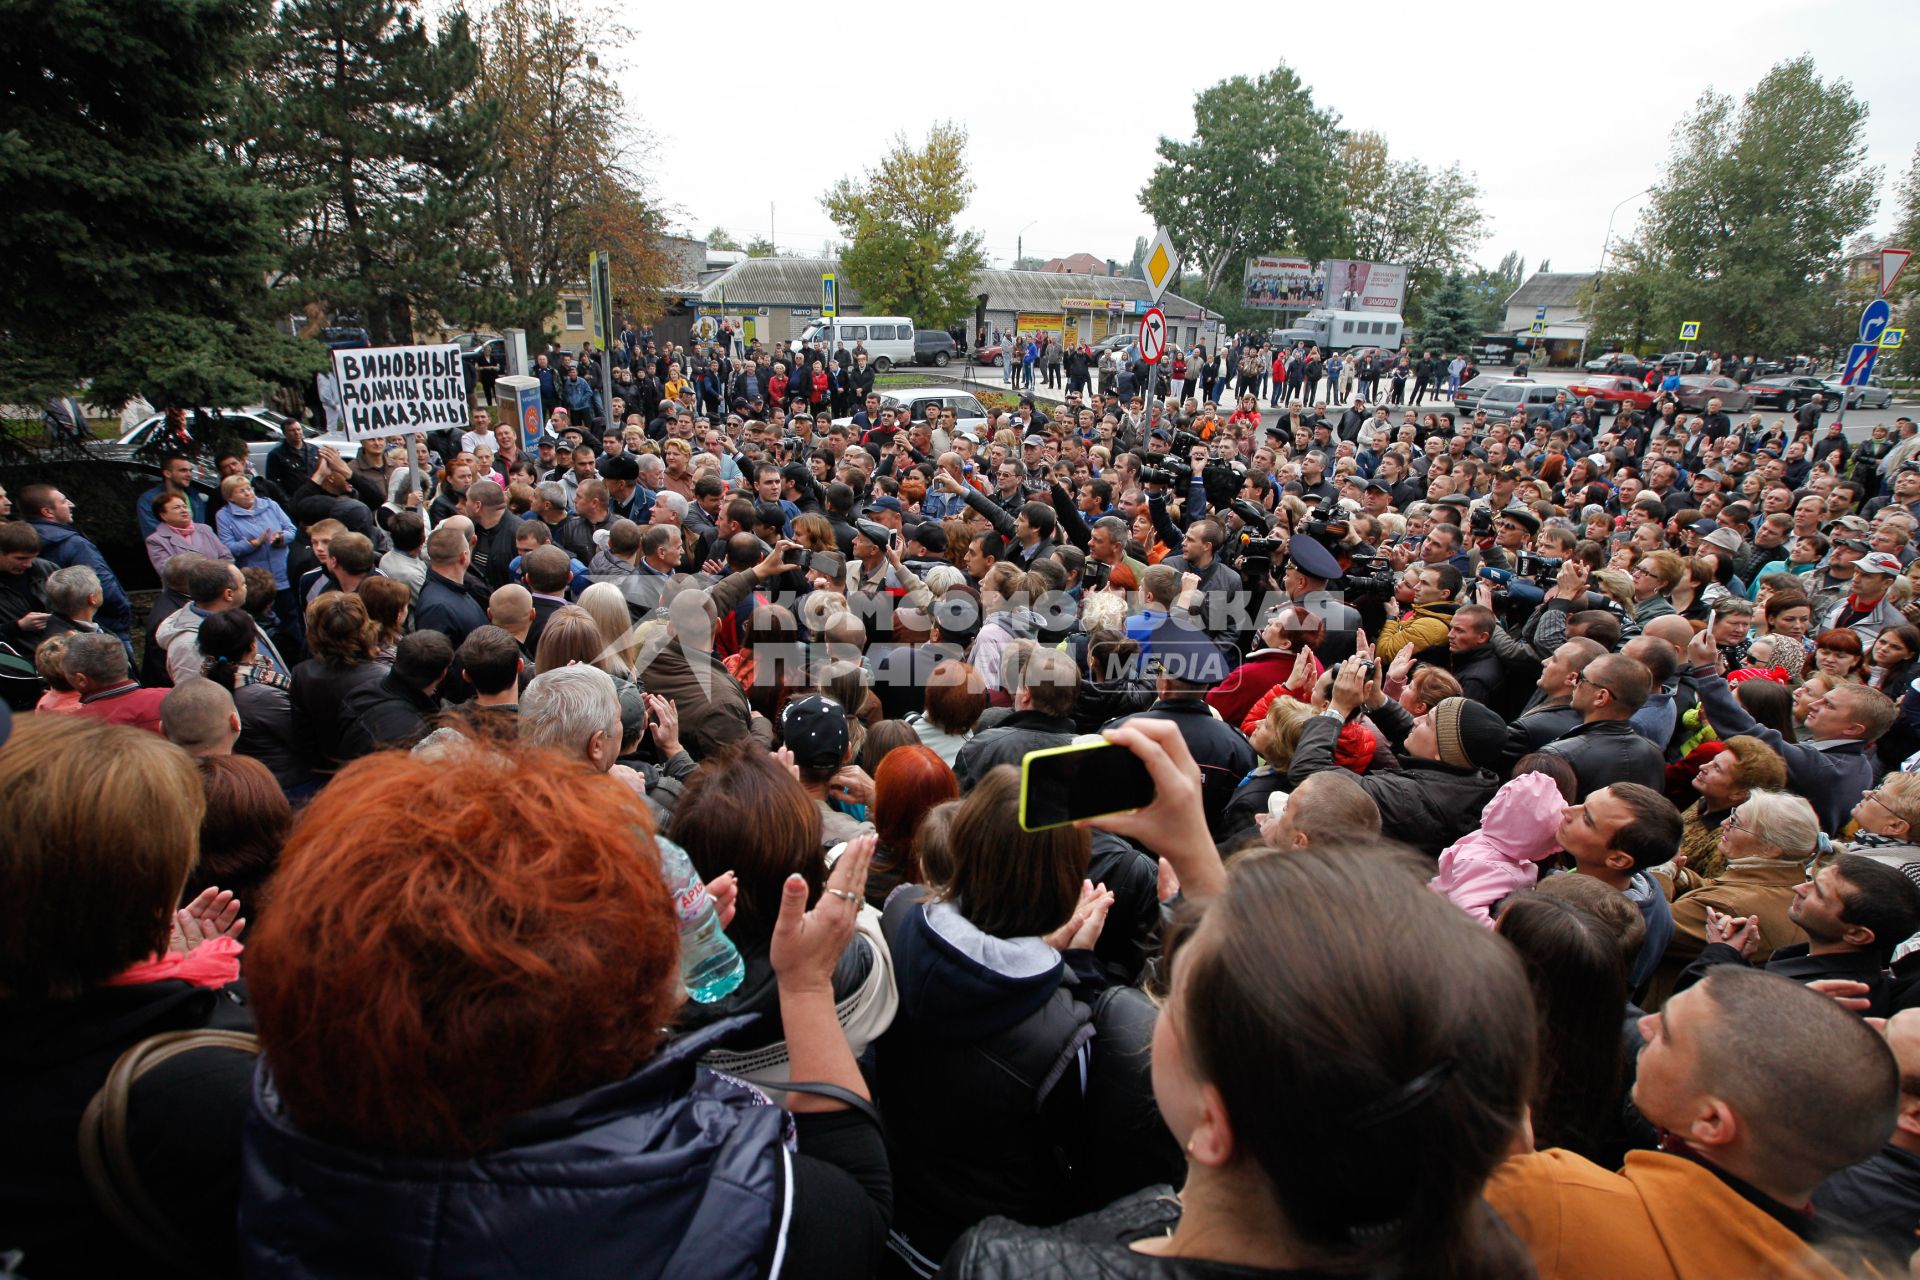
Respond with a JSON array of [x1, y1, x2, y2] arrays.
[[26, 518, 131, 639], [564, 375, 600, 419], [217, 499, 299, 589], [238, 1018, 787, 1280]]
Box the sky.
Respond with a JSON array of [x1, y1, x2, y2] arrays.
[[626, 0, 1917, 280]]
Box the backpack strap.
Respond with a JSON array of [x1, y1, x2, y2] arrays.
[[77, 1029, 260, 1270], [758, 1079, 885, 1136]]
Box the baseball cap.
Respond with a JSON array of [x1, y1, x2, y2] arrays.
[[867, 495, 904, 515], [909, 521, 948, 553], [1857, 551, 1903, 576], [1700, 528, 1744, 554], [780, 695, 849, 769], [1022, 434, 1046, 448]]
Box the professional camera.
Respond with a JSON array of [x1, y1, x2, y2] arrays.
[[1468, 507, 1494, 539], [1299, 499, 1350, 547], [1514, 551, 1563, 586], [1169, 429, 1207, 456], [1228, 498, 1273, 531], [1200, 459, 1245, 511], [1140, 457, 1193, 488]]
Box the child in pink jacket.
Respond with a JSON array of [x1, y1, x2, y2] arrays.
[[1430, 770, 1567, 926]]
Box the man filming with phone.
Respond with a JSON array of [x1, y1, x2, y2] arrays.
[[1288, 643, 1505, 857]]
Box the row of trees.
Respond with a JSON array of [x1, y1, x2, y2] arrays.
[[1144, 57, 1915, 367], [1138, 65, 1489, 325], [0, 0, 671, 409]]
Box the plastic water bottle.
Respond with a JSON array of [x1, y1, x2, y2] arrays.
[[655, 835, 745, 1003]]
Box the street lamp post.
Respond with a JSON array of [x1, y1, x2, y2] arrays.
[[1016, 219, 1039, 269], [1579, 187, 1653, 368]]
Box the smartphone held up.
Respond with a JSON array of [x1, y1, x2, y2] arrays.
[[1019, 738, 1157, 832]]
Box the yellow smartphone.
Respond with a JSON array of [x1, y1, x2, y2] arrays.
[[1018, 738, 1157, 832]]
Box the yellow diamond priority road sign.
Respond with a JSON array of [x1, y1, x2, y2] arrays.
[[1143, 226, 1180, 303]]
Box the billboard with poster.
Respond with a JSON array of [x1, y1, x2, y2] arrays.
[[1320, 260, 1407, 313], [1243, 256, 1319, 310]]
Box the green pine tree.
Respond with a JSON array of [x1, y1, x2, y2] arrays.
[[0, 0, 320, 408], [239, 0, 500, 344], [1416, 273, 1479, 358]]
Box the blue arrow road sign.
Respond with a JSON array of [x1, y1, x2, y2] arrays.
[[1860, 298, 1893, 346], [1843, 342, 1880, 387]]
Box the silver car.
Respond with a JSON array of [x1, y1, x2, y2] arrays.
[[1821, 377, 1895, 410], [113, 408, 354, 478]]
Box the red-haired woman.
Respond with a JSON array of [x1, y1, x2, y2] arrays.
[[239, 743, 891, 1279], [870, 744, 958, 909]]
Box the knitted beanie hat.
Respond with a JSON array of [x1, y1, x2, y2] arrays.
[[1431, 697, 1506, 771]]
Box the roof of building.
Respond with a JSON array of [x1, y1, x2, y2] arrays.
[[1503, 271, 1597, 310], [1041, 253, 1110, 275], [695, 256, 1218, 318]]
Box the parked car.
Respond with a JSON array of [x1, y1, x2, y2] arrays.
[[974, 344, 1005, 367], [1567, 375, 1656, 415], [1582, 352, 1647, 376], [112, 408, 352, 479], [1474, 380, 1569, 424], [1673, 375, 1753, 413], [912, 330, 957, 367], [831, 388, 988, 433], [1091, 332, 1138, 356], [1747, 375, 1830, 411], [320, 325, 371, 350], [1821, 376, 1895, 410], [1453, 374, 1533, 415]]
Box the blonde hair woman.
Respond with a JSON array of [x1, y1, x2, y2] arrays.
[[578, 582, 641, 677]]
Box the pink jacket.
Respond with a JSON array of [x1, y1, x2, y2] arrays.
[[1430, 771, 1567, 926]]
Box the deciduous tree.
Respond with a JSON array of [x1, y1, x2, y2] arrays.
[[464, 0, 671, 341], [822, 123, 985, 327], [1140, 65, 1348, 295], [1338, 132, 1487, 313], [1598, 58, 1877, 355]]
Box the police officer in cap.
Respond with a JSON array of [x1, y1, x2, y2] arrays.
[[1280, 534, 1364, 666]]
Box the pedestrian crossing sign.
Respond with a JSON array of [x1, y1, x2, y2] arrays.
[[1679, 321, 1701, 341], [1883, 328, 1906, 351], [1529, 320, 1547, 336]]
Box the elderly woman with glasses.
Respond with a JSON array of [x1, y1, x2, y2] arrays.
[[1845, 773, 1920, 870], [1643, 789, 1819, 1010], [1665, 735, 1790, 884]]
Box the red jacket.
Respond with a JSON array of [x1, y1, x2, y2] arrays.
[[74, 682, 168, 734]]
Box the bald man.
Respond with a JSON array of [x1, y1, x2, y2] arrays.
[[159, 676, 241, 757], [487, 583, 536, 662]]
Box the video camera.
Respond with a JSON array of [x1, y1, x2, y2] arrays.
[[1514, 551, 1563, 587]]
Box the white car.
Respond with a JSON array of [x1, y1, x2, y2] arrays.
[[832, 387, 988, 434], [1820, 377, 1895, 410], [113, 408, 353, 478]]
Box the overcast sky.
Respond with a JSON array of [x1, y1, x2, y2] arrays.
[[628, 0, 1916, 281]]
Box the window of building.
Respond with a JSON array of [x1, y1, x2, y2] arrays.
[[564, 299, 584, 328]]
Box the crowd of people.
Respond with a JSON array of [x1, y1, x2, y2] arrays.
[[6, 321, 1920, 1279]]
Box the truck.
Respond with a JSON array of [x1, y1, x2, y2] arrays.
[[1271, 309, 1407, 353]]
